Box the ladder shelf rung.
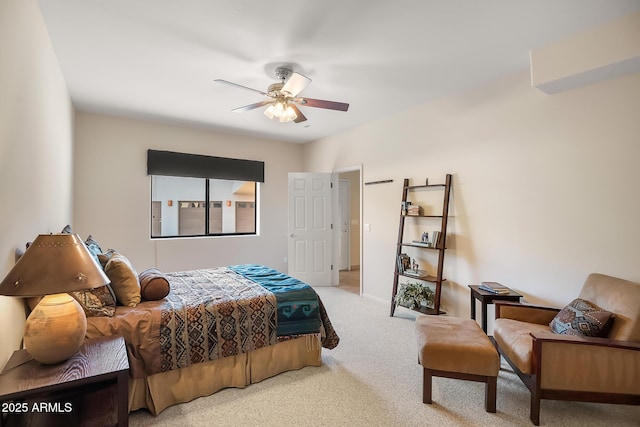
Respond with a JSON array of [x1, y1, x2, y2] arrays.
[[405, 184, 446, 190], [395, 272, 444, 283]]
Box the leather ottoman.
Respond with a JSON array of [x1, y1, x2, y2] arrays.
[[415, 316, 500, 412]]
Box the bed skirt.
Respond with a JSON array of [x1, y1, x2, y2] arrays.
[[128, 335, 322, 415]]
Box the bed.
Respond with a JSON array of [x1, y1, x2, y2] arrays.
[[82, 263, 339, 415]]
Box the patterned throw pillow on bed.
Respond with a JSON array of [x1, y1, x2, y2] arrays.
[[549, 298, 615, 337], [84, 235, 103, 264], [69, 285, 117, 317]]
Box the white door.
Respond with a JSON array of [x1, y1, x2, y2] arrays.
[[339, 179, 350, 270], [288, 173, 333, 286]]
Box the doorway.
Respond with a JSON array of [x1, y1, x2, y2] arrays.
[[151, 201, 162, 237], [337, 168, 362, 295]]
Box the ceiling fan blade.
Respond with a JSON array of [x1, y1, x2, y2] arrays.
[[295, 97, 349, 111], [290, 104, 307, 123], [214, 79, 267, 96], [231, 100, 273, 113], [281, 72, 311, 97]]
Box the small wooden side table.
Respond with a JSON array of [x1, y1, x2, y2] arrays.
[[0, 335, 129, 427], [468, 285, 523, 333]]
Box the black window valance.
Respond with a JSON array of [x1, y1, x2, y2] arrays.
[[147, 149, 264, 183]]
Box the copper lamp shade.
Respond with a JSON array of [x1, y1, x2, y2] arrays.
[[0, 233, 110, 364]]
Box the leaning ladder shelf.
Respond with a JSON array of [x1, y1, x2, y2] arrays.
[[390, 174, 452, 317]]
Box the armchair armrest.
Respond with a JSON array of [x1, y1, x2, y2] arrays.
[[531, 331, 640, 350], [531, 331, 640, 396], [495, 302, 559, 325]]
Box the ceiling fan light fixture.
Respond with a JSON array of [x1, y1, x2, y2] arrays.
[[264, 100, 297, 123], [216, 68, 348, 125], [273, 101, 285, 116], [281, 105, 297, 122], [264, 104, 275, 119]]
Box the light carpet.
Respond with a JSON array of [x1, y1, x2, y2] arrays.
[[130, 286, 640, 426]]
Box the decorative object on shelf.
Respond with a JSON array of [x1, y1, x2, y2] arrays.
[[395, 281, 435, 310], [0, 233, 110, 364], [401, 201, 412, 215]]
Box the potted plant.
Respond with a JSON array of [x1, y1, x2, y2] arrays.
[[395, 281, 435, 310]]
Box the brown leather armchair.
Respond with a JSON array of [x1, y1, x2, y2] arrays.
[[493, 273, 640, 425]]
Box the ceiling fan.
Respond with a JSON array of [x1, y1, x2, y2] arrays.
[[215, 67, 349, 123]]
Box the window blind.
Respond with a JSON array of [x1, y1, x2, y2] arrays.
[[147, 149, 264, 183]]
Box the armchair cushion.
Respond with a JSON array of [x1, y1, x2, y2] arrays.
[[549, 298, 615, 337], [493, 319, 550, 375]]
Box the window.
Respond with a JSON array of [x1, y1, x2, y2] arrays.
[[150, 176, 256, 237], [147, 150, 263, 238]]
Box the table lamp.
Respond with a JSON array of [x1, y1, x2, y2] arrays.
[[0, 233, 109, 364]]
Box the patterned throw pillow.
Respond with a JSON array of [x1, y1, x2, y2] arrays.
[[549, 298, 615, 337], [84, 235, 103, 265], [69, 285, 116, 317]]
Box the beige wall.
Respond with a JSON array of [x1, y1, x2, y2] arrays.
[[303, 70, 640, 329], [531, 12, 640, 93], [0, 0, 74, 366], [73, 112, 304, 274]]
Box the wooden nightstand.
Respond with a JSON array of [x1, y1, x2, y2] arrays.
[[469, 284, 523, 334], [0, 335, 129, 427]]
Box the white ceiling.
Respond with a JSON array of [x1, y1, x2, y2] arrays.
[[38, 1, 640, 144]]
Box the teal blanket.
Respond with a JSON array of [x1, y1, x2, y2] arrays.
[[229, 264, 321, 336]]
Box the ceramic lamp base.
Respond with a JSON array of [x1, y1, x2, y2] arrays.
[[24, 293, 87, 364]]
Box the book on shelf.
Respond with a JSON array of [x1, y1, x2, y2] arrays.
[[406, 205, 422, 216], [411, 240, 431, 247], [397, 253, 410, 273], [431, 231, 441, 248], [404, 269, 429, 277], [479, 281, 511, 294]]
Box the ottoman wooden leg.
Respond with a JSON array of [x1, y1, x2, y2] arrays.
[[485, 376, 497, 413], [423, 368, 433, 404]]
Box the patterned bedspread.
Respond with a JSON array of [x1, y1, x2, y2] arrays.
[[160, 267, 278, 372], [86, 265, 339, 378]]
